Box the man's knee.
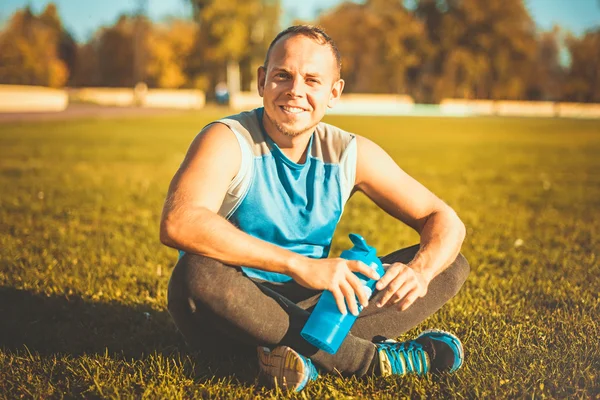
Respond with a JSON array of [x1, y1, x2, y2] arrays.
[[168, 254, 223, 312], [444, 253, 470, 296], [167, 253, 242, 316]]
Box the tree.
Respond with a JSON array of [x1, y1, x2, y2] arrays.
[[318, 0, 429, 94], [563, 29, 600, 102], [187, 0, 281, 95], [94, 15, 141, 87], [0, 4, 76, 87], [39, 3, 77, 82], [72, 16, 204, 89], [70, 41, 100, 87], [523, 27, 564, 101], [413, 0, 538, 102], [145, 19, 197, 88]]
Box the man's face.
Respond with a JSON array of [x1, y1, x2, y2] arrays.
[[257, 34, 344, 138]]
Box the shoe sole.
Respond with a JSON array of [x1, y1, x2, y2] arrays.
[[257, 346, 308, 391], [417, 329, 464, 372]]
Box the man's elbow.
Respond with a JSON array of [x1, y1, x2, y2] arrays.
[[450, 207, 466, 243], [457, 218, 466, 242], [159, 216, 180, 248], [436, 202, 466, 243], [159, 206, 212, 249]]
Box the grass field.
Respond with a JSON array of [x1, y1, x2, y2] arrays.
[[1, 111, 599, 399]]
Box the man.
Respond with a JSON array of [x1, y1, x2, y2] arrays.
[[160, 25, 469, 392]]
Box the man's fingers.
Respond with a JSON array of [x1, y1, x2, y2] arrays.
[[351, 261, 381, 281], [375, 263, 406, 290], [331, 288, 347, 315], [378, 278, 409, 308], [340, 281, 359, 316], [376, 265, 409, 306], [397, 291, 418, 311], [348, 272, 369, 308], [390, 283, 412, 306]]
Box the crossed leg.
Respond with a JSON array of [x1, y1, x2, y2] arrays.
[[167, 244, 469, 376]]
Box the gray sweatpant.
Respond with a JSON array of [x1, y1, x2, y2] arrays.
[[167, 244, 469, 377]]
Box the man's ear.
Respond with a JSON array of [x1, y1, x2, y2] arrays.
[[257, 66, 266, 97], [328, 79, 345, 108]]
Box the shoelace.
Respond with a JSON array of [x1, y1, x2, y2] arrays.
[[294, 356, 318, 392], [305, 358, 319, 381], [379, 341, 429, 375]]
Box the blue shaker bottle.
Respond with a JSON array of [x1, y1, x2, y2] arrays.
[[300, 233, 385, 354]]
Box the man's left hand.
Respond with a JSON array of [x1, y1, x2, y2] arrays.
[[375, 263, 430, 310]]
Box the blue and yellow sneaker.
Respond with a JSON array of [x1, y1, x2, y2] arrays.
[[376, 330, 463, 376], [257, 346, 319, 391]]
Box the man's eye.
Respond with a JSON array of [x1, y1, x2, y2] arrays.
[[276, 73, 288, 78]]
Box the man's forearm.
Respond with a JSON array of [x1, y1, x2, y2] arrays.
[[160, 207, 305, 274], [408, 207, 466, 282]]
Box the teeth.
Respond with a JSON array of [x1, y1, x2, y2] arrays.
[[281, 106, 305, 113]]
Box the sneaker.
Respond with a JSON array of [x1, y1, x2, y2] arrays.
[[416, 329, 464, 373], [257, 346, 319, 392], [376, 330, 463, 376]]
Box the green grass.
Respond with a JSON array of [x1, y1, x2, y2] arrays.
[[1, 111, 599, 399]]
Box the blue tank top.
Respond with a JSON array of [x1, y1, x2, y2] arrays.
[[192, 108, 357, 282]]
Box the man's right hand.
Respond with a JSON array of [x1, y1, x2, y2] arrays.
[[288, 258, 381, 316]]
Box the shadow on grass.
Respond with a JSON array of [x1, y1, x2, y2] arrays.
[[0, 286, 259, 384]]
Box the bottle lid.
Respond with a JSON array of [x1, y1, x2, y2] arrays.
[[341, 233, 382, 275], [349, 233, 373, 253]]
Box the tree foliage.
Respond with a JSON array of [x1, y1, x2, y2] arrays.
[[0, 4, 75, 87], [319, 0, 551, 102], [319, 0, 429, 94], [563, 29, 600, 102], [416, 0, 538, 101], [70, 15, 197, 89], [146, 20, 197, 89], [187, 0, 281, 93], [0, 0, 597, 103]]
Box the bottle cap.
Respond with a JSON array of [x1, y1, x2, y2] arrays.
[[341, 234, 384, 277], [349, 233, 373, 253]]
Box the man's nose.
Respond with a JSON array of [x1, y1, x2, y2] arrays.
[[287, 76, 305, 97]]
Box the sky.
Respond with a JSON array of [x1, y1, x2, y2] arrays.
[[0, 0, 599, 43]]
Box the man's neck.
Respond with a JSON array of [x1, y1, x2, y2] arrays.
[[262, 114, 314, 164]]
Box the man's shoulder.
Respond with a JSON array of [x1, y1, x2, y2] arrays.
[[206, 108, 267, 157], [219, 108, 260, 124], [213, 108, 261, 134], [312, 121, 356, 164], [315, 121, 355, 140]]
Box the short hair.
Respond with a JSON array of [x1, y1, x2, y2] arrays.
[[263, 25, 342, 78]]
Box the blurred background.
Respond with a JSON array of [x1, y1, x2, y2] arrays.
[[0, 0, 599, 116]]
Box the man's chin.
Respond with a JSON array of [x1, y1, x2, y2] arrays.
[[276, 127, 304, 137], [276, 121, 316, 137], [266, 112, 314, 137]]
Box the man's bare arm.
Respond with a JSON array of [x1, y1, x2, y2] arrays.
[[159, 123, 303, 273], [159, 124, 379, 315], [354, 135, 466, 308]]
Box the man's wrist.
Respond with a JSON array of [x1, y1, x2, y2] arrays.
[[282, 252, 306, 277], [408, 257, 434, 284]]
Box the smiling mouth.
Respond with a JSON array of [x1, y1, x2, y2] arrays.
[[279, 105, 307, 114]]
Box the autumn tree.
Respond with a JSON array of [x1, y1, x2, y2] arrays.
[[412, 0, 538, 102], [0, 4, 76, 87], [92, 15, 151, 87], [145, 19, 197, 88], [2, 0, 597, 102], [563, 29, 600, 102], [70, 42, 100, 87], [523, 27, 564, 101], [318, 0, 429, 94], [187, 0, 281, 95]]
